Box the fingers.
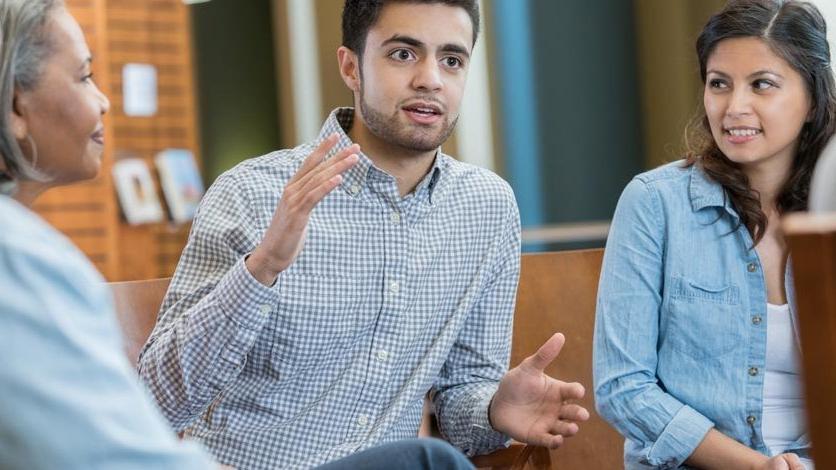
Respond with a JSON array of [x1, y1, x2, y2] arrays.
[[559, 381, 586, 401], [558, 403, 590, 422], [297, 148, 359, 197], [550, 419, 579, 436], [522, 332, 566, 372], [782, 453, 804, 470], [532, 433, 564, 450], [293, 155, 359, 212], [291, 133, 340, 183], [293, 143, 360, 192]]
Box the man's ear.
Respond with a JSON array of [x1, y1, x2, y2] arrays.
[[337, 46, 361, 93]]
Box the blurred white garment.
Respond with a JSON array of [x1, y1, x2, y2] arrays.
[[810, 136, 836, 212]]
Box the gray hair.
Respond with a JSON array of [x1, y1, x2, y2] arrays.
[[0, 0, 61, 196]]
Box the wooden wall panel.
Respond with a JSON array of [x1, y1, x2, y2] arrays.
[[34, 0, 201, 281], [104, 0, 200, 280]]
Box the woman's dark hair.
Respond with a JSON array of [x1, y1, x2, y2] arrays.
[[686, 0, 836, 244], [341, 0, 479, 60]]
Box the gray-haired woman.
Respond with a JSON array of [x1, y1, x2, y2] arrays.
[[0, 1, 217, 467]]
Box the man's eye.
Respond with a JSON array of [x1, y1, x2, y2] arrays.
[[390, 49, 414, 61], [444, 57, 462, 68]]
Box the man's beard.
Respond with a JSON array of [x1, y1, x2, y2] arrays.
[[359, 87, 458, 153]]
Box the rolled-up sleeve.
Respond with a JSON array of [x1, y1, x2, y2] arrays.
[[431, 196, 520, 456], [593, 178, 713, 468]]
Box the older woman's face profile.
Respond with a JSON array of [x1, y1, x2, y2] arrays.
[[14, 8, 109, 185]]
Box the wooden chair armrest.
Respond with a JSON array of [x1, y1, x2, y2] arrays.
[[470, 443, 552, 469]]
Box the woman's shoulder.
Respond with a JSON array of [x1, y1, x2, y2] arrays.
[[632, 159, 694, 186], [0, 196, 81, 255], [0, 196, 105, 287]]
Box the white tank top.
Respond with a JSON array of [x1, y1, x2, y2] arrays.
[[762, 303, 813, 468]]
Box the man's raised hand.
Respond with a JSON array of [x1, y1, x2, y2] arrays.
[[247, 133, 360, 285]]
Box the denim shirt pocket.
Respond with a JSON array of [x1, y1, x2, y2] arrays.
[[665, 276, 742, 359]]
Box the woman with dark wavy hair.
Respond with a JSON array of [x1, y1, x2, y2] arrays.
[[593, 1, 835, 469]]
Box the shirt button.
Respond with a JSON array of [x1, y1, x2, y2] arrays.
[[376, 350, 389, 361], [350, 184, 361, 196], [357, 414, 369, 426], [747, 262, 758, 273], [746, 415, 757, 425], [748, 367, 759, 377], [259, 304, 271, 315], [752, 315, 762, 325], [389, 281, 400, 294], [390, 212, 401, 224]]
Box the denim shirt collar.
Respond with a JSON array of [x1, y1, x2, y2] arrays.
[[688, 163, 739, 221]]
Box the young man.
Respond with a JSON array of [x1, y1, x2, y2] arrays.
[[138, 1, 588, 468]]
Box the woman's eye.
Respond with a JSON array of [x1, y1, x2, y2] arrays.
[[753, 79, 775, 90], [709, 79, 727, 89]]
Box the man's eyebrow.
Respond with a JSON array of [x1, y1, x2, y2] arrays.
[[380, 34, 470, 59], [440, 44, 470, 59], [381, 34, 425, 49]]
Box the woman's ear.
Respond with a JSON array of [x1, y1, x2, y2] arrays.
[[9, 91, 29, 140]]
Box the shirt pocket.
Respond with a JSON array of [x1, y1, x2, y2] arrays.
[[266, 273, 367, 375], [665, 276, 742, 359]]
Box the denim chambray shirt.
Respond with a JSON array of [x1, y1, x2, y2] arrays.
[[593, 161, 809, 469]]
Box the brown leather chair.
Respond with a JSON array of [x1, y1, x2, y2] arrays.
[[109, 277, 171, 364], [506, 249, 622, 469], [426, 249, 623, 469]]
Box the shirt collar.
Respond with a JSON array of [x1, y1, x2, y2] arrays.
[[689, 162, 735, 218], [317, 107, 446, 202], [688, 163, 726, 211]]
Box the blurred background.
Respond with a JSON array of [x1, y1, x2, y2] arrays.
[[38, 0, 836, 281]]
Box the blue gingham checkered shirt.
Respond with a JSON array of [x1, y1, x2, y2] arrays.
[[138, 108, 521, 470]]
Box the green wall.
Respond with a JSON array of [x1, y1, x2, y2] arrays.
[[190, 0, 280, 183]]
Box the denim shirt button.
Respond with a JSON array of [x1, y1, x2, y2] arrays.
[[747, 262, 758, 273], [748, 367, 759, 377], [752, 315, 762, 325], [747, 415, 757, 425]]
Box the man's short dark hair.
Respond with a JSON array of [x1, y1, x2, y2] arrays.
[[342, 0, 480, 58]]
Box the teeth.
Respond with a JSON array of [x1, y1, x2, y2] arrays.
[[727, 128, 760, 137]]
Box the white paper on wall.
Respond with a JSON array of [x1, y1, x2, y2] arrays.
[[122, 63, 158, 117]]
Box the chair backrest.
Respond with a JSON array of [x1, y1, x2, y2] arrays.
[[109, 278, 171, 364], [784, 213, 836, 469], [512, 249, 622, 469]]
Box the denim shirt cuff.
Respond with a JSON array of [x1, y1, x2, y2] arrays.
[[646, 404, 713, 468]]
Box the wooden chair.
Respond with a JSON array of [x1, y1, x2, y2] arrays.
[[783, 213, 836, 469], [497, 249, 621, 469], [428, 249, 623, 469], [108, 249, 622, 469], [109, 277, 171, 364]]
